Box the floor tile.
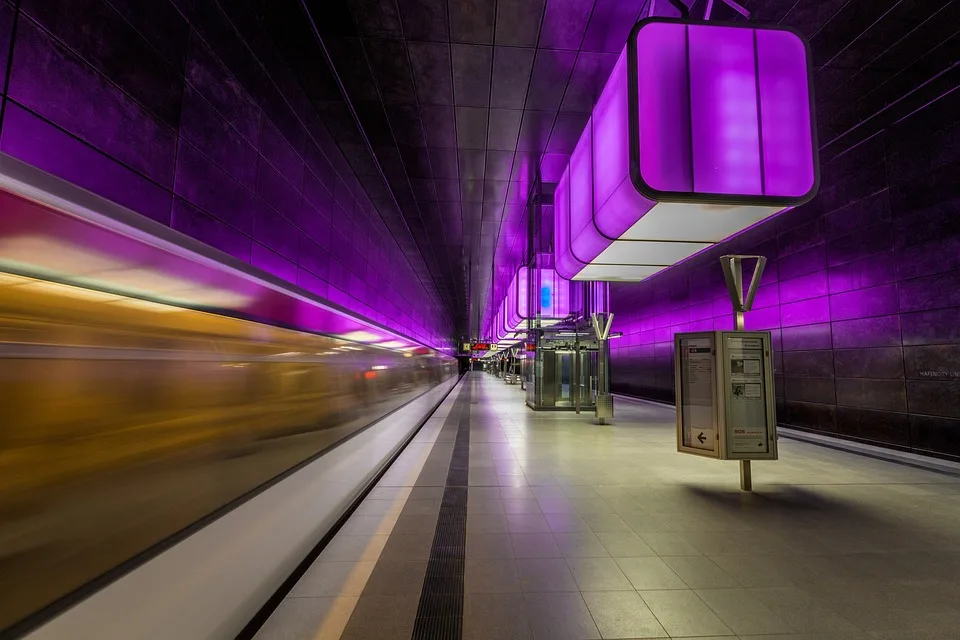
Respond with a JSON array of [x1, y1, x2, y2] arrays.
[[517, 558, 579, 592], [615, 557, 687, 590], [555, 532, 611, 557], [597, 532, 657, 557], [511, 533, 563, 558], [662, 555, 741, 589], [566, 557, 634, 591], [338, 515, 397, 536], [582, 590, 668, 639], [288, 562, 376, 598], [467, 532, 516, 559], [639, 589, 733, 637], [695, 587, 792, 635], [507, 513, 553, 534], [339, 593, 418, 640], [523, 592, 601, 640], [377, 533, 434, 562], [544, 511, 592, 533], [503, 498, 543, 514], [637, 531, 703, 556], [253, 596, 357, 640], [318, 535, 389, 563], [465, 557, 522, 593], [362, 559, 427, 596], [464, 593, 533, 640], [389, 513, 437, 535], [467, 512, 510, 534]]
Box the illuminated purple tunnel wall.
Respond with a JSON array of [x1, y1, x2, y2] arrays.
[[0, 0, 450, 349], [610, 88, 960, 460]]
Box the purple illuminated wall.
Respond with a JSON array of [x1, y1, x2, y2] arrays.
[[611, 82, 960, 460], [0, 0, 450, 348]]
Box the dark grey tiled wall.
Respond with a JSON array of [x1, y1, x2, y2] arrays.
[[0, 0, 450, 348], [611, 4, 960, 460]]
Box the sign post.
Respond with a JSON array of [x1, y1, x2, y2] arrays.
[[674, 256, 777, 491], [592, 312, 615, 425]]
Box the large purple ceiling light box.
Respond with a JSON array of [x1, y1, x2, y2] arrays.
[[509, 266, 571, 328], [495, 266, 572, 344], [555, 18, 818, 281]]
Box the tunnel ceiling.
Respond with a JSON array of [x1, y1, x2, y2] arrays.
[[261, 0, 958, 338]]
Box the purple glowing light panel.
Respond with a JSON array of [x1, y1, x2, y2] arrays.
[[505, 266, 571, 332], [555, 19, 818, 281]]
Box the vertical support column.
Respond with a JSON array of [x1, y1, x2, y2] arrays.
[[592, 310, 614, 425], [721, 254, 766, 492]]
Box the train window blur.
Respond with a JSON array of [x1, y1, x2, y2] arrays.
[[0, 272, 456, 631]]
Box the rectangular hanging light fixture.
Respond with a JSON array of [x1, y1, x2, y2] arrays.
[[555, 18, 818, 281]]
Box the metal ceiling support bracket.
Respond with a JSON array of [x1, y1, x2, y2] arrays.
[[704, 0, 751, 20], [720, 255, 766, 331]]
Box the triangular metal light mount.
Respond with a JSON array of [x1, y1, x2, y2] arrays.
[[720, 255, 766, 314]]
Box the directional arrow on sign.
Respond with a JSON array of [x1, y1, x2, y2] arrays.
[[697, 432, 706, 444]]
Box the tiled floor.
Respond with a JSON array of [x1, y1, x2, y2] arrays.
[[254, 372, 960, 640]]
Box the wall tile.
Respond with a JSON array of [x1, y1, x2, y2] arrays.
[[170, 197, 250, 260], [898, 270, 960, 313], [10, 17, 178, 185], [179, 84, 258, 188], [174, 140, 256, 234], [780, 323, 833, 351], [832, 315, 901, 348], [896, 235, 960, 281], [779, 270, 827, 304], [826, 222, 893, 267], [836, 378, 907, 412], [21, 0, 184, 127], [827, 253, 897, 294], [251, 241, 298, 284], [823, 191, 890, 239], [907, 380, 960, 419], [783, 350, 835, 378], [834, 347, 904, 379], [909, 414, 960, 457], [903, 344, 960, 382], [781, 296, 830, 327], [254, 200, 299, 261], [837, 407, 910, 446], [783, 401, 838, 433], [829, 284, 899, 322], [103, 0, 191, 70], [257, 160, 303, 225], [0, 2, 14, 82], [184, 30, 261, 146], [901, 308, 960, 346], [778, 242, 826, 280], [784, 376, 836, 404], [0, 102, 172, 224]]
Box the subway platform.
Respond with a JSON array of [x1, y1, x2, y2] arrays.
[[253, 372, 960, 640]]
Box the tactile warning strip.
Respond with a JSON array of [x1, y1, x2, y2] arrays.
[[411, 384, 471, 639]]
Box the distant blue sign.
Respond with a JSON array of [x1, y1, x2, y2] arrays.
[[540, 285, 552, 309]]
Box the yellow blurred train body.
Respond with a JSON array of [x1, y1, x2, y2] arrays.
[[0, 271, 454, 630]]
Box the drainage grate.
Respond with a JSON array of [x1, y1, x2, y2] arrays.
[[411, 385, 471, 639]]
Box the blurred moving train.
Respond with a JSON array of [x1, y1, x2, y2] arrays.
[[0, 270, 456, 632]]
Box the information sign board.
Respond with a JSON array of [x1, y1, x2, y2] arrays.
[[678, 334, 717, 456], [674, 331, 777, 461]]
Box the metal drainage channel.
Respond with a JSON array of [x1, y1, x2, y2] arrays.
[[411, 383, 471, 639]]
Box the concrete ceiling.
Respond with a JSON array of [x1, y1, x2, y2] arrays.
[[255, 0, 960, 338]]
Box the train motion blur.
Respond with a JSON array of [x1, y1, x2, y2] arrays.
[[0, 271, 455, 632]]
